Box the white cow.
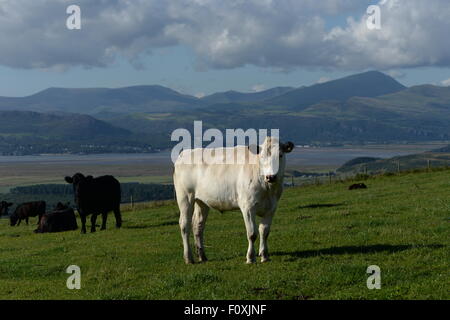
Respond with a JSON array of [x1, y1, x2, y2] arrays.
[[173, 137, 294, 264]]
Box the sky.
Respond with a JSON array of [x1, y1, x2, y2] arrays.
[[0, 0, 449, 97]]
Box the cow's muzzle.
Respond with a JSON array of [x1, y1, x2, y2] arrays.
[[265, 175, 277, 183]]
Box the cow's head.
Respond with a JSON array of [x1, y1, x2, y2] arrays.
[[9, 210, 19, 226], [65, 173, 92, 201], [257, 137, 294, 184], [64, 173, 86, 185], [0, 201, 13, 216]]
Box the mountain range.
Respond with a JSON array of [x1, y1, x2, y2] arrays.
[[1, 71, 450, 154]]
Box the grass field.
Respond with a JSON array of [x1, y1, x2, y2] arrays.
[[0, 170, 449, 299]]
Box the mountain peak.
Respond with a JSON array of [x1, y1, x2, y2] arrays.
[[265, 71, 406, 109]]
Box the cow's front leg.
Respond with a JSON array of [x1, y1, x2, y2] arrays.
[[25, 217, 29, 225], [90, 214, 98, 233], [17, 218, 22, 226], [242, 209, 257, 264], [258, 215, 273, 263], [101, 212, 108, 230], [178, 196, 195, 264], [193, 201, 209, 263]]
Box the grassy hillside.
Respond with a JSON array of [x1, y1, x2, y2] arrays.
[[338, 150, 450, 174], [0, 111, 157, 154], [0, 170, 448, 299]]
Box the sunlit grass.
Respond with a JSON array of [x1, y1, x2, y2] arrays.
[[0, 169, 448, 299]]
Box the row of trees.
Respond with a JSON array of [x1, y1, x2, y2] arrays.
[[9, 183, 174, 203]]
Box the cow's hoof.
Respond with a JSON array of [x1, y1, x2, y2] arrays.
[[261, 257, 271, 263], [116, 224, 122, 229], [100, 227, 106, 231], [81, 230, 86, 234], [90, 229, 96, 233], [184, 255, 195, 264], [246, 259, 256, 264]]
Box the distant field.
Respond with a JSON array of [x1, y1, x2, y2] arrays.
[[0, 162, 173, 193], [0, 143, 446, 193], [0, 169, 448, 299]]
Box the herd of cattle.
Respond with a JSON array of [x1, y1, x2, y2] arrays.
[[0, 138, 369, 263], [0, 173, 122, 234]]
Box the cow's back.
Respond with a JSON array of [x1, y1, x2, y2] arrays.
[[16, 201, 46, 218], [77, 175, 121, 212], [174, 147, 263, 211], [36, 208, 78, 233]]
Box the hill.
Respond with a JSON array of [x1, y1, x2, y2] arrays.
[[0, 111, 155, 155], [0, 85, 205, 114], [100, 71, 450, 147], [202, 87, 294, 104], [3, 71, 450, 149], [0, 169, 448, 299], [265, 71, 406, 109], [337, 150, 450, 174]]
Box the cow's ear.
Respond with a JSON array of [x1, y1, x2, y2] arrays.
[[65, 176, 73, 184], [281, 142, 294, 153], [248, 144, 260, 155]]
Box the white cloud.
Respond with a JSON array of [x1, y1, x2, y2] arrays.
[[194, 92, 205, 98], [316, 77, 331, 84], [441, 78, 450, 87], [251, 84, 266, 92], [0, 0, 449, 71], [386, 70, 406, 79]]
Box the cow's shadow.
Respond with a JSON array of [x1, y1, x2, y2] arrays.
[[124, 221, 178, 229], [298, 203, 344, 209], [272, 244, 444, 259]]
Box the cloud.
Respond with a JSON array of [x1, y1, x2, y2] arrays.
[[0, 0, 449, 71], [386, 70, 406, 79], [251, 84, 266, 92], [441, 78, 450, 87], [316, 77, 331, 84]]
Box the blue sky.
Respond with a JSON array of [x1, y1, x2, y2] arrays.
[[0, 0, 449, 97]]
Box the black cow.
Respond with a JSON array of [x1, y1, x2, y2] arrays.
[[10, 201, 46, 226], [0, 201, 13, 216], [35, 207, 78, 233], [348, 183, 368, 190], [65, 173, 122, 233]]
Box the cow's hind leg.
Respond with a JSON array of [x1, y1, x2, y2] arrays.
[[80, 214, 87, 234], [193, 200, 209, 263], [101, 212, 108, 230], [258, 214, 273, 263], [241, 208, 258, 264], [113, 206, 122, 228], [90, 214, 98, 233], [178, 195, 195, 264]]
